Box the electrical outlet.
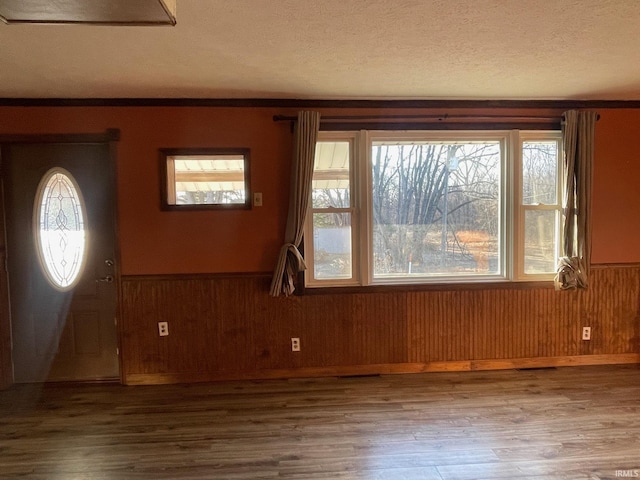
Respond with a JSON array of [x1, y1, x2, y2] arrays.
[[291, 337, 300, 352], [158, 321, 169, 337], [582, 326, 591, 341]]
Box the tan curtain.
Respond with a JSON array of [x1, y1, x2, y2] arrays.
[[270, 111, 321, 297], [555, 110, 598, 290]]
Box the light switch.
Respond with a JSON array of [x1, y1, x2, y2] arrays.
[[254, 192, 263, 207]]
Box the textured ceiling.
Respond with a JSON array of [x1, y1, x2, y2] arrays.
[[1, 0, 639, 100]]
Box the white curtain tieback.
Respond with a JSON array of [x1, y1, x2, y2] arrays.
[[555, 256, 587, 290], [280, 243, 307, 271]]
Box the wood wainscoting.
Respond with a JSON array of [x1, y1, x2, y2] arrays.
[[0, 190, 13, 389], [0, 248, 11, 389], [120, 266, 640, 385]]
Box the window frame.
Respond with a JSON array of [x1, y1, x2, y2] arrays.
[[512, 131, 564, 281], [305, 129, 563, 288], [365, 130, 510, 286], [159, 147, 251, 211], [304, 132, 360, 287]]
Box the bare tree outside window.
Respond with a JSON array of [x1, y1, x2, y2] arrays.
[[370, 141, 501, 278], [522, 141, 560, 274]]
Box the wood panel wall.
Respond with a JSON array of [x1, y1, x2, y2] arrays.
[[0, 191, 13, 389], [120, 266, 640, 385]]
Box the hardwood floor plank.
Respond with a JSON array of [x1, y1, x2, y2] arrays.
[[0, 365, 639, 479], [437, 460, 640, 480]]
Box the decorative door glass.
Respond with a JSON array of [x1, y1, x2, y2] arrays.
[[33, 167, 88, 290]]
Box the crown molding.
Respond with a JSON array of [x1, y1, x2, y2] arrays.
[[1, 98, 640, 109]]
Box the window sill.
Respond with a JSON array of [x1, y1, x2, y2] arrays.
[[301, 280, 556, 295]]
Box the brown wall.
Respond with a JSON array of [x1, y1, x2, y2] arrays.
[[1, 105, 640, 385], [2, 106, 640, 273], [591, 110, 640, 263], [2, 106, 294, 274]]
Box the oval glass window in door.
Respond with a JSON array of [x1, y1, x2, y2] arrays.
[[33, 167, 88, 291]]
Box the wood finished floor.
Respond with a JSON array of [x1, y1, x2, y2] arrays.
[[0, 365, 639, 480]]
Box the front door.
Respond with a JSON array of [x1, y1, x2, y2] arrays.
[[2, 139, 119, 383]]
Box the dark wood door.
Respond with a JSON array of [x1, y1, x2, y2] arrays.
[[2, 141, 119, 383]]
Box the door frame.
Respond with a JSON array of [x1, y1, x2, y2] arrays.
[[0, 129, 122, 387]]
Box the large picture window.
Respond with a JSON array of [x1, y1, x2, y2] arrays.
[[304, 130, 562, 287]]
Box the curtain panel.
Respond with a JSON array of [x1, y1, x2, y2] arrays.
[[270, 111, 321, 297], [554, 110, 598, 290]]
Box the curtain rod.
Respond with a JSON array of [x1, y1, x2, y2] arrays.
[[273, 113, 558, 122], [273, 113, 600, 123]]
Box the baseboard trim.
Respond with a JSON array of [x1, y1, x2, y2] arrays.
[[123, 354, 640, 385]]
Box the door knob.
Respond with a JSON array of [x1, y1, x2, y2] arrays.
[[96, 275, 114, 283]]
